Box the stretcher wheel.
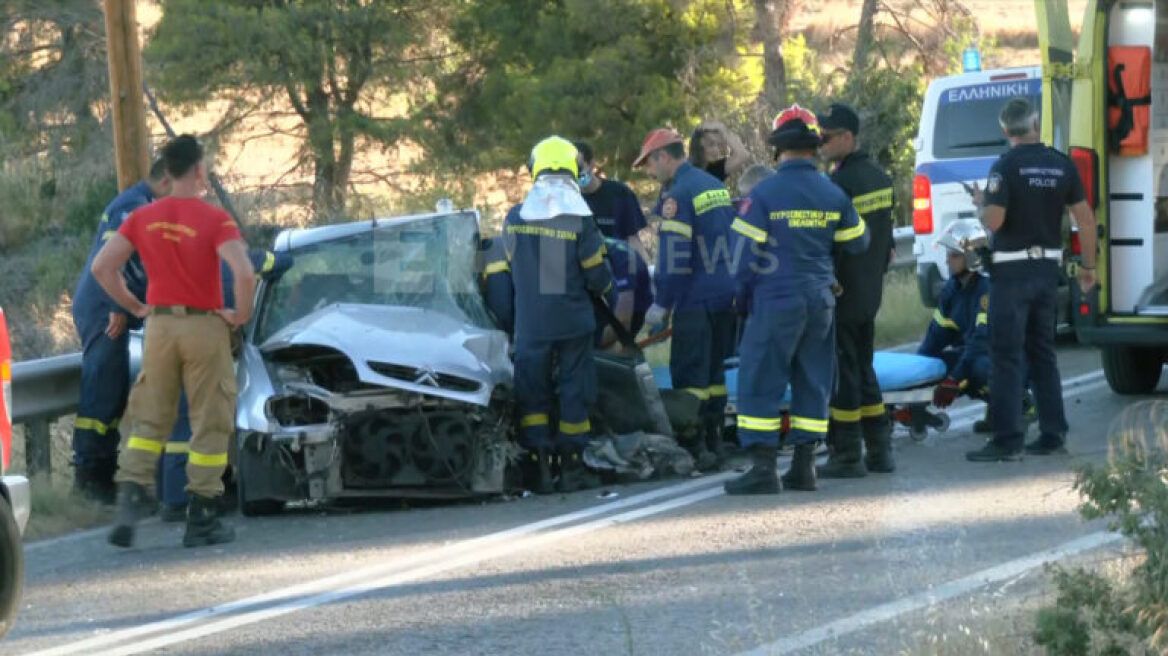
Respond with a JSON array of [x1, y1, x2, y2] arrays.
[[909, 424, 929, 442], [933, 412, 950, 433]]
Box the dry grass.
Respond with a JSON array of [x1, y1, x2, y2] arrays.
[[875, 269, 932, 349]]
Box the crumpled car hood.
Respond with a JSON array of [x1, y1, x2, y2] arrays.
[[259, 303, 512, 406]]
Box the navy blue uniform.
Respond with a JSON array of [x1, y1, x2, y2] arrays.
[[594, 237, 652, 345], [70, 181, 155, 472], [917, 273, 991, 399], [503, 203, 614, 450], [582, 178, 648, 241], [983, 143, 1083, 449], [158, 248, 292, 509], [477, 237, 515, 337], [730, 159, 870, 447], [652, 162, 737, 426]]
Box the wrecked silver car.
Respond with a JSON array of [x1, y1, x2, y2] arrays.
[[234, 210, 516, 514]]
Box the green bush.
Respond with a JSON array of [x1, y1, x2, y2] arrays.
[[1033, 401, 1168, 655]]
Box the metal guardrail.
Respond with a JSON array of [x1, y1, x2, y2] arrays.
[[9, 230, 919, 475]]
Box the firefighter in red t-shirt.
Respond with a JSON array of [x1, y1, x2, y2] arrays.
[[91, 135, 257, 549]]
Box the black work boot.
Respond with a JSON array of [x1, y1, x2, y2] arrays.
[[862, 416, 896, 474], [781, 443, 818, 491], [972, 405, 992, 435], [1024, 434, 1067, 455], [818, 423, 867, 478], [520, 449, 554, 495], [965, 441, 1023, 462], [107, 482, 154, 548], [556, 449, 600, 493], [159, 503, 188, 523], [703, 418, 727, 470], [74, 460, 118, 505], [724, 444, 779, 495], [183, 494, 236, 548]]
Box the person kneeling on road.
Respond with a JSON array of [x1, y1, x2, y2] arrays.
[[93, 135, 257, 549], [505, 136, 616, 495], [724, 105, 870, 496]]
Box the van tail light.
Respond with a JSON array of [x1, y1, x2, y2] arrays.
[[0, 308, 10, 472], [1070, 147, 1098, 209], [912, 174, 934, 234]]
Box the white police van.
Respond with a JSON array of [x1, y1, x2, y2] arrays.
[[912, 66, 1043, 306]]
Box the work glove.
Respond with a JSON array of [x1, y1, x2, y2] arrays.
[[932, 378, 961, 409], [645, 303, 669, 337]]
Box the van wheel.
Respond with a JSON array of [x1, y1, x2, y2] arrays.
[[1102, 346, 1163, 395], [0, 494, 24, 639]]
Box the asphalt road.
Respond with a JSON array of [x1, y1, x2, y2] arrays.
[[5, 343, 1151, 656]]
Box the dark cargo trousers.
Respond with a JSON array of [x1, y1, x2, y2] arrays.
[[515, 333, 597, 451], [830, 320, 889, 447], [71, 310, 131, 470], [670, 309, 737, 425], [116, 311, 236, 498]]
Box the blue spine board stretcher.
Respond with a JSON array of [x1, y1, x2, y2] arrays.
[[651, 351, 948, 413]]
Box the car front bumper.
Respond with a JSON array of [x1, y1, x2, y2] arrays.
[[1, 475, 30, 535]]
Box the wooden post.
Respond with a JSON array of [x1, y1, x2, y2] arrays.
[[25, 420, 51, 478], [104, 0, 150, 192]]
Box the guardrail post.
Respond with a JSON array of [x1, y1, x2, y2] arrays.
[[25, 420, 52, 477]]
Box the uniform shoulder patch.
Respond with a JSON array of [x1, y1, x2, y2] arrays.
[[987, 173, 1002, 194], [980, 294, 989, 310], [662, 197, 678, 220]]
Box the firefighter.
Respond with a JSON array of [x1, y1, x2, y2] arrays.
[[157, 248, 292, 521], [633, 128, 737, 471], [594, 237, 653, 350], [724, 105, 871, 495], [93, 135, 257, 548], [477, 235, 514, 337], [815, 103, 896, 478], [968, 98, 1098, 462], [917, 220, 992, 414], [70, 159, 170, 503], [504, 136, 615, 494]]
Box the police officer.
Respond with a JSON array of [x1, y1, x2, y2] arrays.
[[967, 98, 1098, 462], [918, 220, 992, 417], [93, 135, 256, 548], [504, 136, 615, 494], [594, 237, 652, 349], [724, 105, 870, 495], [633, 128, 737, 470], [815, 103, 897, 478], [70, 159, 170, 503], [477, 234, 514, 337], [157, 247, 292, 521]]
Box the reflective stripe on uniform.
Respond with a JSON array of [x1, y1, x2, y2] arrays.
[[580, 248, 605, 269], [682, 387, 710, 401], [660, 220, 693, 238], [559, 420, 591, 435], [738, 415, 783, 431], [852, 187, 894, 215], [165, 442, 190, 454], [188, 450, 228, 467], [834, 218, 868, 243], [126, 436, 163, 455], [75, 417, 113, 435], [860, 403, 886, 418], [261, 251, 276, 273], [933, 309, 959, 330], [483, 261, 510, 276], [693, 189, 733, 215], [731, 218, 767, 243], [790, 416, 829, 433], [708, 384, 728, 397], [521, 413, 549, 428], [829, 407, 862, 423], [976, 312, 988, 326]]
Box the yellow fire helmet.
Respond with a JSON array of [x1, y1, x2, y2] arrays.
[[528, 136, 579, 180]]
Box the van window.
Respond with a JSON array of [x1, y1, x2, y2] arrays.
[[933, 79, 1042, 160]]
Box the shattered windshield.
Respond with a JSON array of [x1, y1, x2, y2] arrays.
[[254, 212, 495, 343]]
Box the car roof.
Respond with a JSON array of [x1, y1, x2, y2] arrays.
[[273, 209, 482, 252]]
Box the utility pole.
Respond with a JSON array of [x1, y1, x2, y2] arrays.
[[104, 0, 150, 191]]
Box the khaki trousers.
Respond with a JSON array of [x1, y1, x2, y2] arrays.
[[115, 313, 236, 498]]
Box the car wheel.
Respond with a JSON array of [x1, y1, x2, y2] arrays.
[[1102, 346, 1163, 395], [0, 494, 24, 639]]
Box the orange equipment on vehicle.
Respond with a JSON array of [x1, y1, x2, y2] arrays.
[[1107, 45, 1152, 156]]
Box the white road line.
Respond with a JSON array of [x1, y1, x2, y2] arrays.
[[23, 473, 734, 656], [89, 487, 728, 656], [734, 531, 1123, 656]]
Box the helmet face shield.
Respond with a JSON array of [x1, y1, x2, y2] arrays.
[[935, 218, 989, 272]]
